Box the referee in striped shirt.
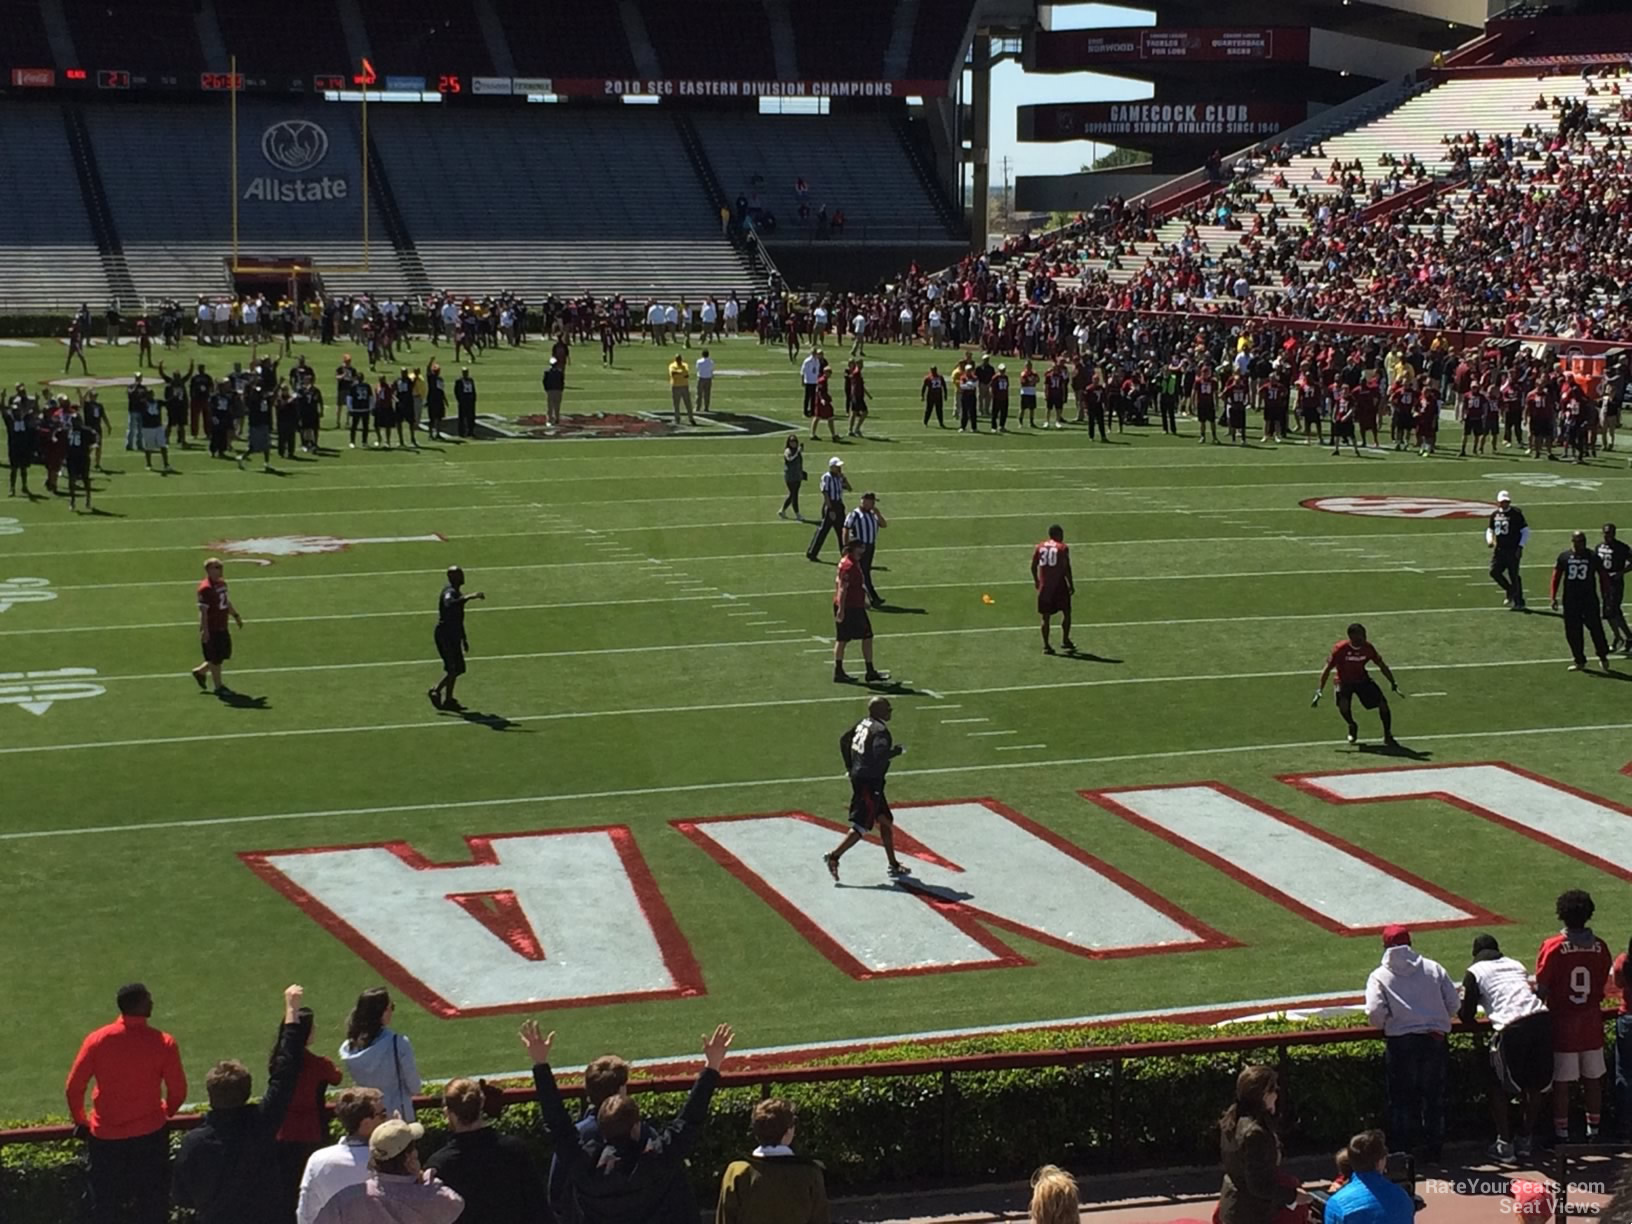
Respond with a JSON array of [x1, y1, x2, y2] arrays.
[[806, 456, 850, 561], [843, 491, 887, 607]]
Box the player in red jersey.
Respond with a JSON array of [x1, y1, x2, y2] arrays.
[[190, 557, 243, 694], [833, 538, 886, 684], [1535, 889, 1614, 1140], [1030, 524, 1076, 655], [1313, 623, 1400, 746]]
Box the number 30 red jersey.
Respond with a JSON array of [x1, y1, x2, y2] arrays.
[[1535, 931, 1612, 1051]]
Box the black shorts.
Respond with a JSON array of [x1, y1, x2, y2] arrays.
[[1465, 417, 1484, 436], [1532, 419, 1554, 440], [836, 607, 872, 643], [66, 451, 89, 478], [202, 629, 232, 664], [848, 780, 891, 833], [435, 628, 466, 676], [7, 444, 31, 468], [1492, 1010, 1553, 1095], [1339, 677, 1384, 709]]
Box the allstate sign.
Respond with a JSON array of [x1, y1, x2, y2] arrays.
[[245, 119, 348, 202]]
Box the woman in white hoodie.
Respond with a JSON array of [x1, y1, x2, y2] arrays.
[[338, 987, 421, 1122]]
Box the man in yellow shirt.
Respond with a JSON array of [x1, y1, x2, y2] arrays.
[[669, 353, 695, 425]]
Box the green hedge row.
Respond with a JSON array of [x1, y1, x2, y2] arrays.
[[3, 1018, 1619, 1223]]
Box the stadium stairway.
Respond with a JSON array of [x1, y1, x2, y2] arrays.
[[363, 135, 433, 298], [890, 108, 965, 237], [61, 105, 137, 312], [672, 115, 776, 287], [692, 110, 957, 242]]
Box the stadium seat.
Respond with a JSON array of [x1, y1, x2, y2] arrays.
[[366, 106, 762, 299], [0, 105, 109, 310]]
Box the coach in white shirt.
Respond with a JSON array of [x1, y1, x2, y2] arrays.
[[800, 348, 823, 417], [296, 1088, 385, 1224], [695, 349, 716, 413], [724, 294, 740, 335], [645, 301, 665, 345], [701, 298, 718, 341], [812, 303, 829, 340]]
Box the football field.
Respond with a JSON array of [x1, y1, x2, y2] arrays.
[[3, 331, 1631, 1119]]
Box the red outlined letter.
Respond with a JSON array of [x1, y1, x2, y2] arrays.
[[1084, 783, 1502, 935], [674, 799, 1232, 980], [241, 827, 704, 1016]]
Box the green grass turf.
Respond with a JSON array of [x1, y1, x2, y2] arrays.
[[3, 332, 1630, 1119]]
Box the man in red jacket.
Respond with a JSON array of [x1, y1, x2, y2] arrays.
[[65, 982, 188, 1224]]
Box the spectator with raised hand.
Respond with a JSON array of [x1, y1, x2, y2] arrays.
[[1364, 925, 1459, 1162], [521, 1018, 734, 1224], [277, 1004, 345, 1219], [339, 986, 421, 1122], [1321, 1131, 1413, 1224], [1218, 1065, 1309, 1224], [173, 984, 308, 1224], [297, 1088, 386, 1224], [715, 1097, 829, 1224], [425, 1077, 548, 1223], [65, 981, 188, 1224]]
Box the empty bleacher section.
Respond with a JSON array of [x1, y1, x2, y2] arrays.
[[0, 0, 53, 67], [693, 111, 955, 240], [366, 106, 761, 299], [80, 102, 410, 302], [60, 0, 204, 71], [357, 0, 495, 78], [213, 3, 349, 75], [908, 0, 977, 82], [492, 0, 636, 79], [791, 2, 891, 78], [639, 0, 775, 80], [0, 106, 109, 310]]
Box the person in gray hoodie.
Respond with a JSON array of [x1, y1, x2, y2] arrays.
[[338, 987, 422, 1122], [1364, 924, 1459, 1161]]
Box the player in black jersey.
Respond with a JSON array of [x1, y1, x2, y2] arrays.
[[429, 566, 485, 711], [1550, 532, 1613, 673], [823, 696, 909, 882], [63, 406, 94, 512], [80, 390, 110, 473], [1487, 491, 1530, 610], [1595, 523, 1632, 655]]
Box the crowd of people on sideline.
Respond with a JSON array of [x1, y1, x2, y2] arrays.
[[63, 982, 833, 1224]]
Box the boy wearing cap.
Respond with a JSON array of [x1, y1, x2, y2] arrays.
[[313, 1118, 464, 1223], [1364, 926, 1459, 1161]]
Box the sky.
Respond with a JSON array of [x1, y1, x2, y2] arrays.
[[977, 3, 1157, 180]]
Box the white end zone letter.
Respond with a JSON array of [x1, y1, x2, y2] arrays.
[[242, 827, 704, 1015]]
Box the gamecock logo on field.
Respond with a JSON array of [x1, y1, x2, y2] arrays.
[[261, 120, 329, 172], [1301, 495, 1495, 520]]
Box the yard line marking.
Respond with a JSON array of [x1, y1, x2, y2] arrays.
[[0, 601, 1540, 641], [10, 488, 1628, 548], [726, 610, 763, 617], [1413, 691, 1449, 697], [968, 729, 1019, 737], [6, 718, 1630, 839], [995, 743, 1048, 751], [941, 717, 991, 724], [0, 528, 1504, 563], [48, 562, 1458, 596]]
